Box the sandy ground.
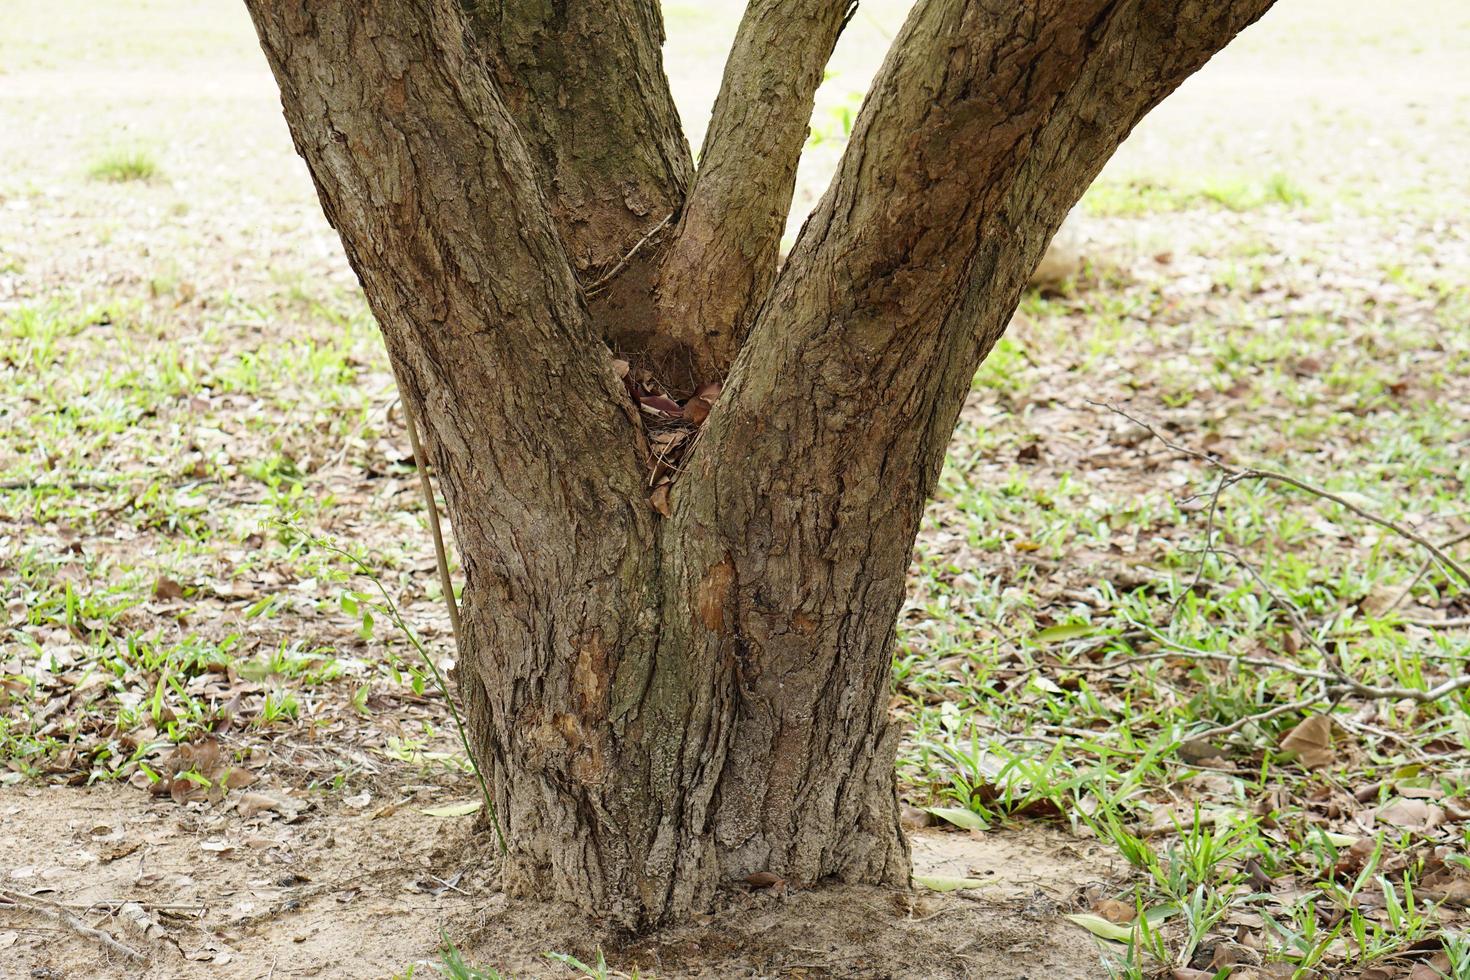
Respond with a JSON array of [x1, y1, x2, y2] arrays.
[[0, 783, 1120, 978]]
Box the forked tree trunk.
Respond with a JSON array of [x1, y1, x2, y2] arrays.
[[245, 0, 1275, 930]]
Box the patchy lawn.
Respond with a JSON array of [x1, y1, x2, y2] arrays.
[[2, 0, 1469, 977]]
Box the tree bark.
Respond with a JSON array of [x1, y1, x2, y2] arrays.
[[459, 0, 695, 362], [245, 0, 1276, 931], [652, 0, 856, 390]]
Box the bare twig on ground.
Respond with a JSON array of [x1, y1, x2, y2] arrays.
[[1388, 529, 1470, 612], [1090, 401, 1470, 744], [1053, 635, 1332, 682], [1400, 616, 1470, 629], [1336, 714, 1435, 763], [0, 888, 148, 963], [1192, 695, 1326, 742], [1093, 400, 1470, 589], [1171, 471, 1230, 622]]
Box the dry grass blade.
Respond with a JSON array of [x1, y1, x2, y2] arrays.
[[400, 395, 462, 649]]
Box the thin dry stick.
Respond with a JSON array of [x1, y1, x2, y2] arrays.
[[1193, 694, 1326, 742], [1090, 402, 1470, 740], [1388, 529, 1470, 612], [1105, 629, 1337, 683], [0, 889, 147, 963], [1093, 400, 1470, 589], [1401, 616, 1470, 629], [584, 212, 674, 297], [399, 396, 462, 649], [1335, 715, 1432, 764], [1172, 470, 1230, 622], [1203, 545, 1349, 676]]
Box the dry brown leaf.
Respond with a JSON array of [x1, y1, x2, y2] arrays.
[[682, 396, 711, 426], [236, 792, 281, 819], [220, 768, 255, 789], [650, 430, 689, 453], [745, 871, 783, 889], [1409, 953, 1453, 980], [1374, 797, 1446, 830], [169, 778, 208, 804], [1332, 837, 1376, 879], [1093, 898, 1135, 924], [1177, 738, 1227, 764], [153, 576, 185, 601], [649, 482, 671, 518], [639, 393, 682, 416], [1418, 870, 1470, 906], [1279, 714, 1333, 769]]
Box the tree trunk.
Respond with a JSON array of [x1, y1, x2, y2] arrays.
[[245, 0, 1276, 931]]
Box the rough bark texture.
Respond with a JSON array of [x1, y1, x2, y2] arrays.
[[652, 0, 856, 389], [460, 0, 694, 362], [245, 0, 1276, 930]]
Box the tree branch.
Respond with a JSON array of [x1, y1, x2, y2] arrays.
[[667, 0, 1278, 881], [245, 0, 657, 654], [460, 0, 693, 359], [652, 0, 857, 390], [693, 0, 1280, 538]]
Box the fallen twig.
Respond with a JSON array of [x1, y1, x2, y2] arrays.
[[1388, 529, 1470, 612], [1092, 401, 1470, 737], [0, 888, 148, 963], [1400, 616, 1470, 629], [1154, 630, 1334, 682], [1094, 400, 1470, 589], [1192, 695, 1325, 742]]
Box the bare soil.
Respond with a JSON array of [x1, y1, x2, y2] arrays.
[[0, 782, 1117, 978]]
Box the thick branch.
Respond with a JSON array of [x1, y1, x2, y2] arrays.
[[246, 0, 672, 921], [461, 0, 693, 355], [674, 0, 1278, 883], [246, 0, 646, 520], [652, 0, 856, 390]]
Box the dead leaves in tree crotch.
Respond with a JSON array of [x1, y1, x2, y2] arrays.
[[614, 358, 723, 516]]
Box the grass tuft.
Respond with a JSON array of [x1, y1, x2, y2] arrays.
[[86, 146, 160, 183]]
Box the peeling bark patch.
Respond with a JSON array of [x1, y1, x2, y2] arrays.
[[697, 558, 736, 632], [574, 630, 610, 719]]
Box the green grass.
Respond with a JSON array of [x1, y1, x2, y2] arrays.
[[1083, 172, 1311, 217], [85, 146, 160, 183], [894, 270, 1470, 973]]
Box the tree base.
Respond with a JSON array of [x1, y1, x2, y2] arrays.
[[455, 823, 1117, 978], [459, 879, 1103, 979]]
